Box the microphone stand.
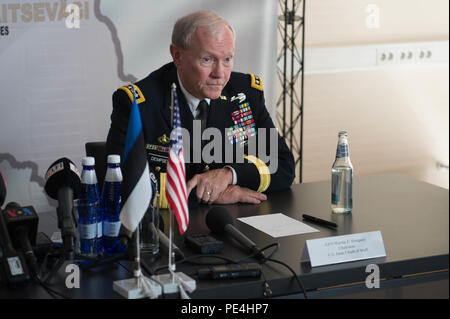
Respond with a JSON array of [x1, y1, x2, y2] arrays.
[[41, 200, 77, 284], [41, 198, 125, 284]]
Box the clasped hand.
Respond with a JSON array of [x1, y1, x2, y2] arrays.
[[186, 168, 267, 205]]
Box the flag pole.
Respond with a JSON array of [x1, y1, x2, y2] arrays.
[[112, 88, 162, 299], [168, 83, 176, 279], [134, 223, 141, 281], [149, 82, 195, 298]]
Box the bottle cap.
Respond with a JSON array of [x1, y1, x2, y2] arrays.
[[107, 154, 121, 164], [82, 157, 95, 166]]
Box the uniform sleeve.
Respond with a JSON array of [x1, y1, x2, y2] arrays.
[[229, 89, 295, 192], [105, 89, 132, 158], [255, 92, 295, 192]]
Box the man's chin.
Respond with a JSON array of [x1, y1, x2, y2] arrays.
[[203, 88, 223, 100]]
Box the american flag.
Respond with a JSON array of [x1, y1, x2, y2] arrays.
[[166, 86, 189, 234]]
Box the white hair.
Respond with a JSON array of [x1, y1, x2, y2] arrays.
[[171, 10, 235, 49]]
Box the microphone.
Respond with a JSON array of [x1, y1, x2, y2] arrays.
[[0, 171, 7, 208], [44, 158, 81, 258], [206, 207, 265, 260], [0, 176, 30, 286], [3, 202, 40, 278]]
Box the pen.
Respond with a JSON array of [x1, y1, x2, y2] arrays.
[[302, 214, 337, 228]]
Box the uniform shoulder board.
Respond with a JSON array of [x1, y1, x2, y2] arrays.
[[118, 83, 146, 104], [248, 73, 263, 91]]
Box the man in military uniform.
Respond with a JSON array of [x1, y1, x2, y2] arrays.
[[106, 10, 294, 208]]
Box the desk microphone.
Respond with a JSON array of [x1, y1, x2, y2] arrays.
[[206, 207, 265, 260], [3, 202, 40, 279], [44, 158, 81, 258], [0, 173, 31, 287]]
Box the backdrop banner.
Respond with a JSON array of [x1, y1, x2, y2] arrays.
[[0, 0, 277, 212]]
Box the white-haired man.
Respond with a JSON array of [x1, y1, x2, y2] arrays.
[[106, 10, 295, 208]]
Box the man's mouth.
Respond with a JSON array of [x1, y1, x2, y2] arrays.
[[207, 83, 223, 89]]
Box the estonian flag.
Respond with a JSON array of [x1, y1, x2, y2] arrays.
[[119, 91, 152, 233]]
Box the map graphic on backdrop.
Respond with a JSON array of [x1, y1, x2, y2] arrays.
[[0, 0, 277, 212]]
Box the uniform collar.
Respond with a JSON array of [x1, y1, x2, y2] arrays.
[[177, 72, 210, 117]]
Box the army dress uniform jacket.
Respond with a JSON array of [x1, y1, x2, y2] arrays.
[[106, 62, 295, 208]]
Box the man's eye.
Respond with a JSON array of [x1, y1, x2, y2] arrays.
[[223, 57, 233, 66], [202, 57, 212, 63]]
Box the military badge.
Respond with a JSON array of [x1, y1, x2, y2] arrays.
[[150, 171, 158, 190], [119, 83, 146, 104], [249, 73, 263, 91], [227, 102, 257, 146], [157, 134, 170, 145], [147, 144, 169, 152], [230, 92, 246, 103], [146, 143, 169, 166]]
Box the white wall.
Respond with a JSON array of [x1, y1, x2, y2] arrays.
[[284, 0, 449, 189]]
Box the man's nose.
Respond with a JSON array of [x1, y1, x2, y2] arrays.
[[210, 61, 224, 78]]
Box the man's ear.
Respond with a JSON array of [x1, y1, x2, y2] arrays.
[[170, 44, 182, 68]]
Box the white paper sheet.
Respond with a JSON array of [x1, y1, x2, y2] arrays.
[[237, 213, 319, 238]]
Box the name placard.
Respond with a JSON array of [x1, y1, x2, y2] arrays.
[[301, 231, 386, 267]]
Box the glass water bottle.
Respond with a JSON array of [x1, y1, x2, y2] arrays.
[[331, 131, 353, 213]]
